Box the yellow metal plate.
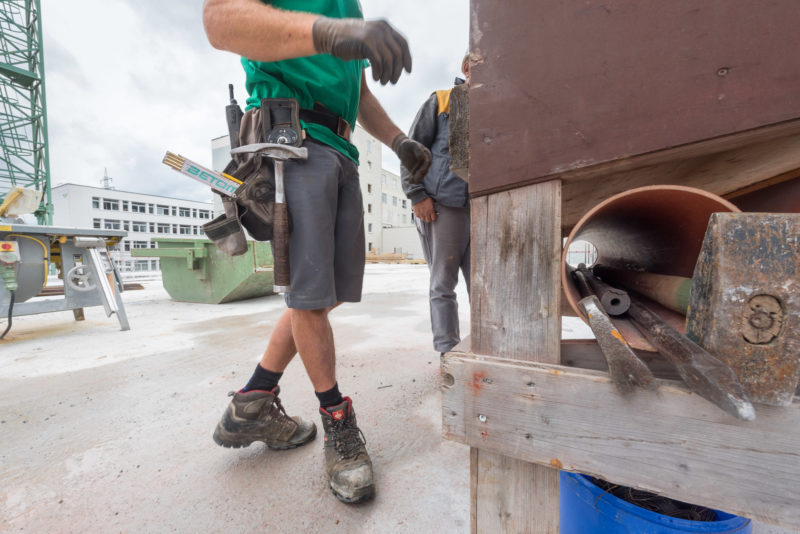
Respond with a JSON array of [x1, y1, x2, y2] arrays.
[[0, 225, 12, 232]]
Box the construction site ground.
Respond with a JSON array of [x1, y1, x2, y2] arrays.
[[0, 264, 792, 533]]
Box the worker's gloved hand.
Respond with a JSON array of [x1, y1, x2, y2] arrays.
[[312, 17, 412, 85], [392, 134, 431, 183]]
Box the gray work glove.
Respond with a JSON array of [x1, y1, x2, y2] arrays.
[[312, 17, 412, 85], [393, 133, 431, 183]]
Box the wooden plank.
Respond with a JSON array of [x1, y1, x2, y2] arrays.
[[560, 131, 800, 232], [469, 0, 800, 195], [470, 182, 561, 357], [560, 339, 681, 381], [442, 351, 800, 530], [468, 181, 562, 533], [449, 82, 469, 182]]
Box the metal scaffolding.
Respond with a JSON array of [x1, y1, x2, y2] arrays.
[[0, 0, 51, 224]]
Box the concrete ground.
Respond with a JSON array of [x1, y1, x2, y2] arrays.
[[0, 264, 794, 533]]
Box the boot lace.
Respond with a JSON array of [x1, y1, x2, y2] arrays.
[[330, 417, 367, 459]]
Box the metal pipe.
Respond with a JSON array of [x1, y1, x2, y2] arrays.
[[592, 264, 691, 315], [576, 263, 630, 315]]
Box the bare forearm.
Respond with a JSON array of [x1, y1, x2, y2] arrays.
[[203, 0, 317, 61], [357, 82, 403, 147]]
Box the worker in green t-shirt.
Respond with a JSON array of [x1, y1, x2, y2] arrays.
[[203, 0, 431, 504]]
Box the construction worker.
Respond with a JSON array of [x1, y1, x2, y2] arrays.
[[401, 54, 471, 357], [202, 0, 431, 504]]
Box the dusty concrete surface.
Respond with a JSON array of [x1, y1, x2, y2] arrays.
[[0, 264, 794, 533], [1, 265, 469, 533]]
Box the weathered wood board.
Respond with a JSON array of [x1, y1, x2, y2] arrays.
[[469, 0, 800, 196], [469, 181, 562, 533], [442, 350, 800, 529], [449, 82, 469, 182]]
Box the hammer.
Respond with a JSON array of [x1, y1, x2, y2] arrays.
[[230, 142, 308, 293]]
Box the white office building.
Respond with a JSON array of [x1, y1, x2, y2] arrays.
[[51, 183, 215, 274], [350, 126, 417, 255], [211, 127, 421, 258]]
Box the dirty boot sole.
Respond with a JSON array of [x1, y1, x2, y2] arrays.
[[213, 424, 317, 450], [329, 481, 375, 504]]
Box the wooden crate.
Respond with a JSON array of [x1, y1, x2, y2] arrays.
[[451, 1, 800, 532]]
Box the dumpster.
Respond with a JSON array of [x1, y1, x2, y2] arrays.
[[132, 238, 274, 303]]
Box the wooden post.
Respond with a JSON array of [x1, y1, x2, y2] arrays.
[[469, 181, 562, 533]]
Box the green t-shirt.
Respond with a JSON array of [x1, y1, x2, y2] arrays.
[[242, 0, 367, 164]]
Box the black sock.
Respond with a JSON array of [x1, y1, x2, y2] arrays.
[[316, 383, 344, 408], [242, 364, 282, 392]]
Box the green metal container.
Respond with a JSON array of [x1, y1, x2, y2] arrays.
[[132, 238, 275, 304]]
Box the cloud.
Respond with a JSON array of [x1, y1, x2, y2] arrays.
[[39, 0, 468, 199]]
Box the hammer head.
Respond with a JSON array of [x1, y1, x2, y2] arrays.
[[231, 142, 308, 161]]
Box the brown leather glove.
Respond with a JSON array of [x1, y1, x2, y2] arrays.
[[312, 17, 412, 85], [393, 133, 431, 183]]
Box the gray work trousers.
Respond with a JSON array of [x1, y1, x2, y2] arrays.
[[416, 202, 471, 353]]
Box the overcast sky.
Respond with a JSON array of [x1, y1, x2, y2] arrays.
[[41, 1, 469, 203]]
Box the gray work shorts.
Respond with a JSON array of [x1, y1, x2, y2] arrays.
[[281, 138, 365, 310]]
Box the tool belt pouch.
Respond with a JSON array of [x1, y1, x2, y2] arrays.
[[202, 192, 248, 256], [233, 153, 277, 242]]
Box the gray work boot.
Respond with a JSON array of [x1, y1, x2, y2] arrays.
[[320, 398, 375, 503], [213, 386, 316, 450]]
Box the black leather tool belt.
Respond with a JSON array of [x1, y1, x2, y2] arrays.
[[299, 104, 352, 141]]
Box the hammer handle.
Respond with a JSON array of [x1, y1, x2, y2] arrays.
[[273, 202, 290, 289]]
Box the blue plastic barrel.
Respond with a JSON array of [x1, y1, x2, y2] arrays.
[[559, 472, 752, 534]]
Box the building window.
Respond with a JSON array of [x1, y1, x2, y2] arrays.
[[198, 228, 205, 236], [368, 242, 372, 252], [382, 193, 387, 204], [132, 241, 148, 249], [172, 224, 177, 234], [148, 203, 154, 214], [103, 198, 119, 211], [149, 222, 155, 232], [104, 219, 121, 230], [179, 207, 191, 217], [131, 201, 146, 213], [124, 241, 130, 251], [367, 184, 372, 194], [93, 218, 101, 229], [150, 241, 157, 248], [402, 199, 407, 209], [179, 225, 192, 235], [157, 223, 170, 233], [122, 200, 129, 211], [156, 204, 169, 215], [367, 203, 372, 214], [193, 226, 198, 235], [134, 260, 149, 272], [368, 223, 373, 233], [123, 221, 130, 231], [151, 260, 158, 270], [198, 209, 210, 219], [132, 221, 147, 232], [392, 178, 398, 188], [381, 174, 386, 184], [392, 196, 398, 206], [402, 215, 407, 224], [92, 197, 100, 209], [171, 206, 177, 216]]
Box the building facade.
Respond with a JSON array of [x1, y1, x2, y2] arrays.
[[350, 127, 417, 256], [51, 183, 214, 274]]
